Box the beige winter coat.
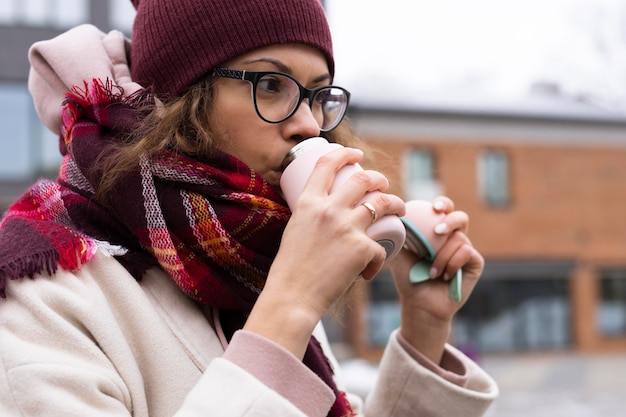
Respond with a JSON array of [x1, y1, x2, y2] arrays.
[[0, 251, 497, 417]]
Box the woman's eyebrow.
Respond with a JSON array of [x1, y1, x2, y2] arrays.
[[242, 58, 291, 73], [242, 58, 332, 83]]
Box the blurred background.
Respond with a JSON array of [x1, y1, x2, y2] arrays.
[[2, 1, 626, 415]]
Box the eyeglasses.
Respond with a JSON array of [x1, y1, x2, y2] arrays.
[[212, 68, 351, 132]]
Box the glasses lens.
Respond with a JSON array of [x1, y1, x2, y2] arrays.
[[253, 72, 349, 131], [254, 73, 300, 123], [314, 87, 349, 131]]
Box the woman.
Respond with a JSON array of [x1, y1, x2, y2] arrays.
[[0, 0, 498, 416]]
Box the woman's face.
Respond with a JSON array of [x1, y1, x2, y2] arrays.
[[210, 43, 331, 189]]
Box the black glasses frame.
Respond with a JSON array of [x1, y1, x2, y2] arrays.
[[212, 67, 350, 132]]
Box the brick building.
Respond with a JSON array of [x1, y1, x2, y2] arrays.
[[325, 102, 626, 359]]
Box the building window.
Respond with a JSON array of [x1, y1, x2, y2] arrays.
[[455, 276, 570, 353], [598, 269, 626, 337], [0, 0, 88, 28], [478, 149, 510, 207], [403, 148, 441, 201], [0, 83, 61, 181], [0, 83, 37, 180]]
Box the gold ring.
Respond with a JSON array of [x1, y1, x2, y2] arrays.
[[361, 202, 378, 223]]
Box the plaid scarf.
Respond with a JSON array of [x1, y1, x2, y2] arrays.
[[0, 79, 354, 417]]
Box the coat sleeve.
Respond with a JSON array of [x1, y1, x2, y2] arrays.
[[362, 330, 498, 417]]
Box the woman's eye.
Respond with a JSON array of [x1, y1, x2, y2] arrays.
[[315, 89, 329, 103], [257, 77, 282, 94]]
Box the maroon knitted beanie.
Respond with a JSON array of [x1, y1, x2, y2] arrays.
[[130, 0, 334, 98]]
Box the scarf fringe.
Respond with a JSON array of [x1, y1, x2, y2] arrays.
[[62, 78, 153, 147], [0, 235, 103, 297], [0, 249, 59, 297], [64, 78, 142, 109], [0, 236, 129, 298]]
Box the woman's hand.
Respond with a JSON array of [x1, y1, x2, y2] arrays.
[[388, 196, 484, 363], [246, 146, 405, 359]]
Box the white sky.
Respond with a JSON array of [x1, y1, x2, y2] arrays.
[[326, 0, 626, 114]]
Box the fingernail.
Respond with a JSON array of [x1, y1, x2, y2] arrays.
[[443, 272, 450, 281], [434, 223, 448, 234], [433, 201, 444, 210], [429, 267, 438, 279]]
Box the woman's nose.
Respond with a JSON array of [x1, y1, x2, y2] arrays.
[[281, 101, 321, 142]]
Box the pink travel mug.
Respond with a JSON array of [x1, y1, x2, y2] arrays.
[[280, 137, 406, 261]]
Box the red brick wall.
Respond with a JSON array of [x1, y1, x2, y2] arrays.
[[352, 133, 626, 353], [365, 136, 626, 264]]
